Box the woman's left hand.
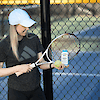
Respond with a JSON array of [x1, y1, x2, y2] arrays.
[[54, 64, 69, 70]]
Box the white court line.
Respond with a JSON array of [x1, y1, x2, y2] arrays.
[[39, 71, 100, 77], [0, 72, 100, 81], [52, 73, 100, 77]]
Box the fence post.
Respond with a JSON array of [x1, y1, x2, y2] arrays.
[[40, 0, 53, 100]]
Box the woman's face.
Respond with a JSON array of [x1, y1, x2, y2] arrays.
[[16, 24, 29, 36]]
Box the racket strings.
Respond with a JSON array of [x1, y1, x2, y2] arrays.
[[66, 35, 80, 59], [48, 33, 80, 62]]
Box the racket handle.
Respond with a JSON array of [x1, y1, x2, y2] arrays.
[[30, 63, 36, 68], [15, 63, 36, 77]]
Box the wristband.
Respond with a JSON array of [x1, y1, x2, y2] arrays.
[[50, 63, 52, 69]]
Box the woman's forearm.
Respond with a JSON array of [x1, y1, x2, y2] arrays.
[[0, 66, 18, 77], [39, 63, 54, 70], [0, 63, 32, 77]]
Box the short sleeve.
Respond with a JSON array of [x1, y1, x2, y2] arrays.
[[0, 41, 7, 62], [36, 36, 44, 53]]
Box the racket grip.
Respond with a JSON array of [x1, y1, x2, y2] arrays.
[[30, 63, 36, 68]]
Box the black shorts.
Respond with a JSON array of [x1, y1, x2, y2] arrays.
[[8, 86, 46, 100]]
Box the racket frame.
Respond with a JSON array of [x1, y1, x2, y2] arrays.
[[30, 33, 80, 68]]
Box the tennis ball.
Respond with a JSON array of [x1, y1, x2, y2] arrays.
[[54, 60, 62, 67]]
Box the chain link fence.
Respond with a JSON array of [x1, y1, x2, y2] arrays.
[[51, 3, 100, 100], [0, 1, 100, 100]]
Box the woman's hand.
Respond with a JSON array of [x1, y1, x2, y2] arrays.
[[53, 63, 69, 70], [15, 63, 32, 77], [52, 60, 69, 70]]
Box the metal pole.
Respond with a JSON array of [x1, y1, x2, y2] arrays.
[[40, 0, 53, 100]]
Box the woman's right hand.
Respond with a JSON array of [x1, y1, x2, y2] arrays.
[[15, 63, 32, 77]]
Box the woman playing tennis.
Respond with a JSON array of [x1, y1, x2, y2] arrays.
[[0, 9, 67, 100]]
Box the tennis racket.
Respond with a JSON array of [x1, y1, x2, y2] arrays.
[[30, 33, 80, 68]]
